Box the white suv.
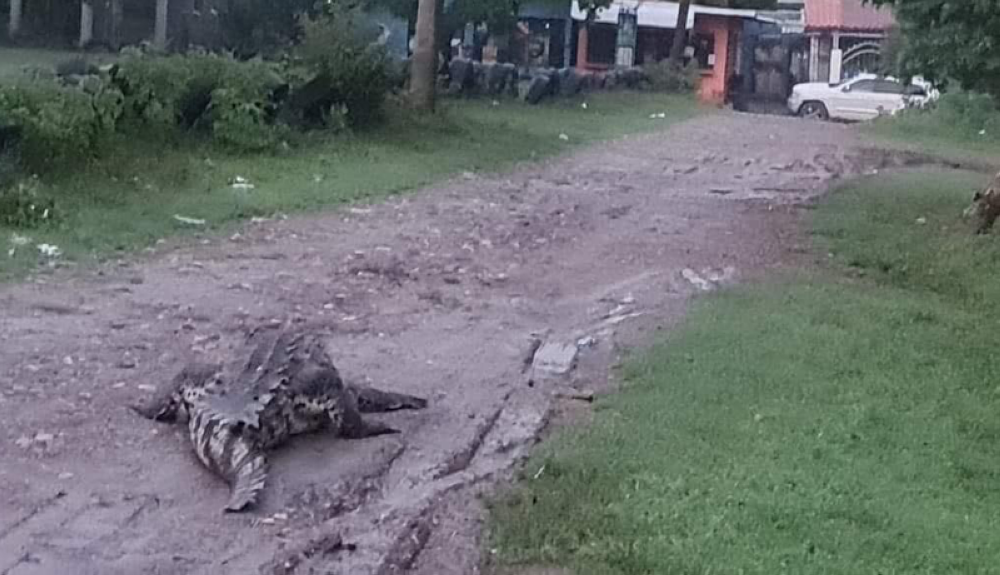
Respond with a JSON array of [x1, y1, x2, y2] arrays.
[[787, 74, 937, 122]]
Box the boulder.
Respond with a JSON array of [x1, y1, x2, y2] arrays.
[[485, 63, 510, 95], [559, 68, 583, 97], [448, 58, 475, 94], [522, 74, 550, 104]]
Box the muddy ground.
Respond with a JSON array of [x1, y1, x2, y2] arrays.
[[0, 113, 953, 575]]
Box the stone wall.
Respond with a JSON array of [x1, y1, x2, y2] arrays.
[[443, 58, 654, 105]]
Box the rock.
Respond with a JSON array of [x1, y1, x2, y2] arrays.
[[485, 63, 509, 95], [448, 58, 475, 94], [34, 432, 55, 444], [559, 68, 583, 97], [522, 75, 550, 105], [531, 341, 578, 376]]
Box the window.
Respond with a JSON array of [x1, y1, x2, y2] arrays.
[[848, 79, 876, 92], [587, 24, 617, 66], [692, 33, 715, 70], [874, 80, 905, 94]]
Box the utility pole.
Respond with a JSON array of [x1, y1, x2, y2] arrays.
[[669, 0, 692, 64], [410, 0, 438, 111]]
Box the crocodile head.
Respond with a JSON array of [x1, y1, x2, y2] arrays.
[[132, 362, 224, 422]]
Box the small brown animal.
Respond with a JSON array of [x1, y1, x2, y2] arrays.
[[964, 171, 1000, 234]]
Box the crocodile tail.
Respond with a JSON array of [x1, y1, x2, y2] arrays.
[[224, 448, 268, 513], [187, 409, 269, 513]]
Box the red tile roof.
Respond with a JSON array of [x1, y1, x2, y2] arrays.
[[805, 0, 895, 32]]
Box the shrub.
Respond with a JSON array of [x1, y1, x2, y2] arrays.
[[293, 7, 394, 128], [111, 52, 288, 150], [0, 79, 122, 173], [890, 90, 1000, 143], [642, 60, 699, 93], [0, 178, 58, 229]]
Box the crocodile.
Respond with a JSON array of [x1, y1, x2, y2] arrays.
[[133, 327, 428, 512]]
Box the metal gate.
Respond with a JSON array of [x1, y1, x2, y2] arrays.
[[735, 32, 808, 114], [841, 40, 882, 79]]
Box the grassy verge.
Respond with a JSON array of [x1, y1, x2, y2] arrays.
[[488, 169, 1000, 575], [1, 92, 700, 280], [865, 95, 1000, 167]]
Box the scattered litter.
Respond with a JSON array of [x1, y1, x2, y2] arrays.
[[173, 215, 206, 226], [916, 217, 927, 225], [581, 102, 588, 109], [980, 129, 987, 136], [603, 312, 644, 326], [703, 266, 737, 284], [558, 133, 570, 141], [229, 176, 255, 190], [649, 112, 667, 119], [576, 335, 597, 348], [10, 234, 30, 246], [554, 389, 596, 403], [533, 465, 546, 480], [37, 243, 62, 257], [137, 384, 156, 392], [682, 268, 714, 291]]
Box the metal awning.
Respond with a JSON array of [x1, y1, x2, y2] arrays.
[[571, 1, 763, 29]]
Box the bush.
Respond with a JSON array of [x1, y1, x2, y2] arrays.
[[641, 60, 699, 93], [888, 90, 1000, 144], [293, 8, 394, 128], [0, 178, 58, 229], [0, 79, 122, 173], [111, 52, 288, 150]]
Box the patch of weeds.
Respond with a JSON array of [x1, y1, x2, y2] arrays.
[[0, 178, 58, 228]]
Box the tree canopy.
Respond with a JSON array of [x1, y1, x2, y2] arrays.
[[865, 0, 1000, 102]]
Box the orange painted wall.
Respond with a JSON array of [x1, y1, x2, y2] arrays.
[[694, 15, 741, 105]]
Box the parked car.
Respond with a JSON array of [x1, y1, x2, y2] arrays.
[[787, 74, 938, 122]]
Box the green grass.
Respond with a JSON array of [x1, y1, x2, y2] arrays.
[[0, 92, 700, 280], [488, 170, 1000, 575], [864, 96, 1000, 167]]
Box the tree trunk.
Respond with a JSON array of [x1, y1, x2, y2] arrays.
[[669, 0, 692, 65], [154, 0, 170, 49], [410, 0, 438, 112], [8, 0, 22, 38], [79, 1, 95, 47], [110, 0, 124, 49]]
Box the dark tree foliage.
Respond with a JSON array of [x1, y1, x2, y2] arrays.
[[865, 0, 1000, 103]]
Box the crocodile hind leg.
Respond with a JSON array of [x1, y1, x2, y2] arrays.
[[350, 385, 429, 413], [336, 388, 402, 439]]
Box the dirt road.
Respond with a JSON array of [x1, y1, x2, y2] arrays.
[[0, 112, 911, 575]]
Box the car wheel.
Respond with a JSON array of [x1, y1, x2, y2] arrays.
[[798, 101, 829, 121]]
